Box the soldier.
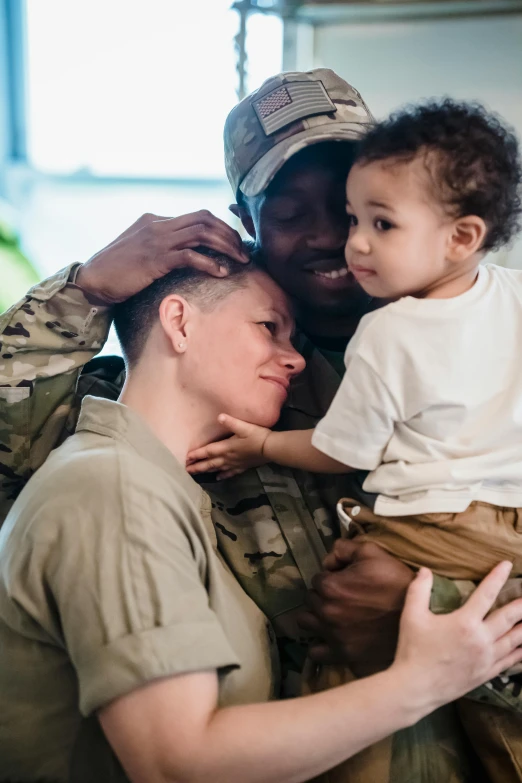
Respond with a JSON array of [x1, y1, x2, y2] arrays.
[[1, 69, 516, 780]]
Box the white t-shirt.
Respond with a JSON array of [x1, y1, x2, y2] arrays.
[[312, 264, 522, 516]]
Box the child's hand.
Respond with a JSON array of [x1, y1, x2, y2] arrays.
[[186, 414, 271, 480]]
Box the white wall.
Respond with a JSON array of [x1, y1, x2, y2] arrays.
[[305, 12, 522, 267]]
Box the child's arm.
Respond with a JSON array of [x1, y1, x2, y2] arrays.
[[186, 414, 352, 480], [264, 427, 353, 473]]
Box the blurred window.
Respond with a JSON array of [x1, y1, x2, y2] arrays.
[[25, 0, 283, 180]]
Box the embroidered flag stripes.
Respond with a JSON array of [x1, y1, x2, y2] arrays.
[[253, 80, 336, 136]]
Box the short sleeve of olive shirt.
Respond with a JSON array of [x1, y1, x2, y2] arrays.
[[0, 397, 250, 718]]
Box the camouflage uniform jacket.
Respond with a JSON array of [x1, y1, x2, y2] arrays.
[[2, 263, 519, 707]]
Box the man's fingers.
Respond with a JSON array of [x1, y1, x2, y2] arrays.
[[485, 598, 522, 640], [114, 213, 172, 244], [401, 568, 433, 620], [308, 644, 338, 664], [161, 248, 231, 277], [321, 551, 346, 572], [321, 538, 360, 571], [463, 561, 512, 620], [159, 225, 246, 266], [157, 211, 248, 263], [296, 610, 324, 636], [304, 589, 338, 626], [156, 209, 236, 236]]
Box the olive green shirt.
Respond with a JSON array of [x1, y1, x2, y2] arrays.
[[0, 395, 278, 782]]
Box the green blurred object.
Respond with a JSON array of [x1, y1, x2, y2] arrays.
[[0, 218, 39, 312]]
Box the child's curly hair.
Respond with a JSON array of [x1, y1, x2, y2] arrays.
[[356, 99, 522, 252]]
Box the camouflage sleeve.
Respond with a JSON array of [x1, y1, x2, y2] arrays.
[[430, 574, 473, 614], [431, 572, 522, 616], [0, 263, 112, 523]]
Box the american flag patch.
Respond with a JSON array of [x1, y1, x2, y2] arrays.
[[253, 80, 336, 136]]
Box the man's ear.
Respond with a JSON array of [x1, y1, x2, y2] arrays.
[[158, 295, 193, 354], [229, 203, 256, 239], [447, 215, 487, 263]]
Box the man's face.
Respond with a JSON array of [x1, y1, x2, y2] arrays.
[[240, 143, 372, 322]]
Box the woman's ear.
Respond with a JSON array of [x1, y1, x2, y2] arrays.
[[229, 203, 256, 239], [447, 215, 488, 263], [158, 295, 192, 354]]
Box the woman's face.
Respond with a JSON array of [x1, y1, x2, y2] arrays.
[[183, 270, 305, 427]]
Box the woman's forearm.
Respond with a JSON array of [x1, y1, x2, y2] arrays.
[[158, 666, 429, 783], [264, 429, 351, 473]]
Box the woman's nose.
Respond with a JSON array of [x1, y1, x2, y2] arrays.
[[282, 346, 306, 376]]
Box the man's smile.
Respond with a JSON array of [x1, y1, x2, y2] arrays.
[[313, 267, 349, 280], [303, 256, 353, 286]]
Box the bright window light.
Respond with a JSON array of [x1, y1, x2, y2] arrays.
[[25, 0, 283, 179]]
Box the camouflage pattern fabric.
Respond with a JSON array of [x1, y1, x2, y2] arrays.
[[0, 264, 111, 513], [224, 68, 374, 198], [2, 266, 522, 780]]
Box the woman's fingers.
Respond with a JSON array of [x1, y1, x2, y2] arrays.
[[393, 561, 522, 709], [462, 561, 512, 620], [401, 568, 433, 621], [485, 597, 522, 640], [495, 646, 522, 677], [493, 621, 522, 662]]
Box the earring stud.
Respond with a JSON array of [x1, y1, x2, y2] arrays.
[[178, 342, 185, 349]]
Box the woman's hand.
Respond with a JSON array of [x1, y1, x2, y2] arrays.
[[391, 561, 522, 714], [76, 211, 249, 304], [186, 414, 271, 479], [99, 560, 522, 783]]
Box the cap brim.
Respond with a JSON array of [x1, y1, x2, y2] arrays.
[[239, 123, 367, 199]]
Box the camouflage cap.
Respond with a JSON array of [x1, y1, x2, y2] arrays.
[[224, 68, 374, 199]]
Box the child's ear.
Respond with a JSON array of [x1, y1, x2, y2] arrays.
[[447, 215, 487, 263]]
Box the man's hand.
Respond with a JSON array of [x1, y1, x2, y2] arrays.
[[299, 539, 415, 677], [76, 211, 249, 304]]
